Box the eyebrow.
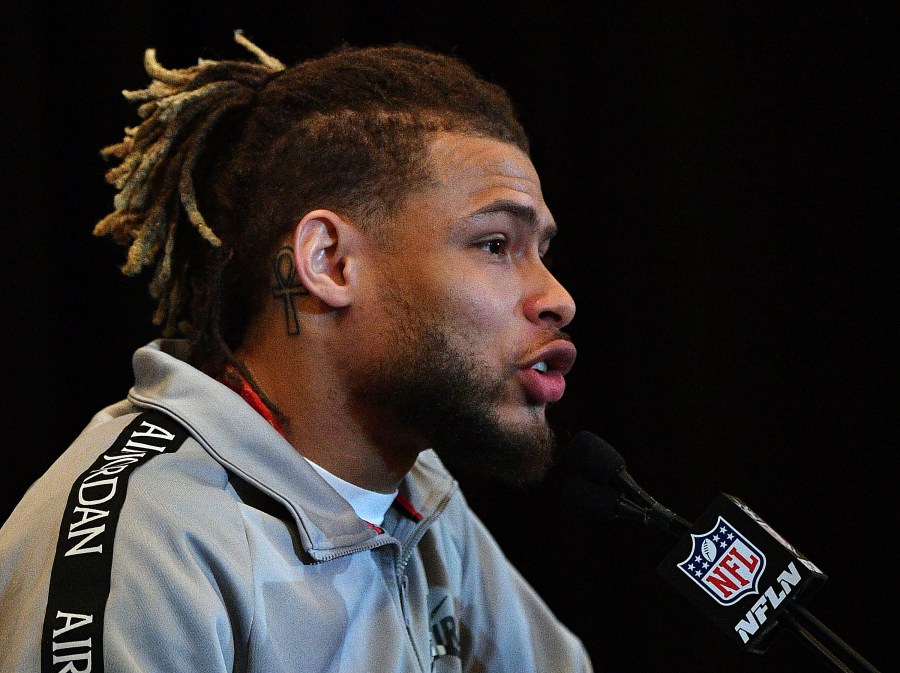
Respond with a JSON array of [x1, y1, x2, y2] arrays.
[[468, 200, 558, 239]]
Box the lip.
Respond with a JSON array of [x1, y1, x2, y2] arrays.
[[517, 339, 577, 404], [522, 339, 577, 376]]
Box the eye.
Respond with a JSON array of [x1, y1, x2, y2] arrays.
[[477, 236, 509, 257]]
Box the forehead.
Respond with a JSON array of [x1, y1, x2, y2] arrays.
[[386, 132, 556, 241], [425, 132, 543, 202]]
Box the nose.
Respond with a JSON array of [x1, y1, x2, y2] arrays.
[[523, 262, 576, 329]]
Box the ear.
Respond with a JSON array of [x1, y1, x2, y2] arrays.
[[292, 210, 366, 308]]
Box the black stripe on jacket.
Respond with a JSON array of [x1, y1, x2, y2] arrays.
[[41, 411, 189, 673]]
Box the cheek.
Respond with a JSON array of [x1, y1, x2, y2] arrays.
[[442, 274, 519, 335], [401, 255, 523, 339]]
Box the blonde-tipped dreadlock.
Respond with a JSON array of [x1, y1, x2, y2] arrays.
[[94, 30, 285, 336]]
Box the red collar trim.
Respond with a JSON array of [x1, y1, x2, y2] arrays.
[[219, 364, 285, 437], [393, 492, 424, 522]]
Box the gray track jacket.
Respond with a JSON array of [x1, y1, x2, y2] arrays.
[[0, 339, 592, 672]]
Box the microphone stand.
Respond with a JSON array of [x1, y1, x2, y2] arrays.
[[780, 602, 879, 673]]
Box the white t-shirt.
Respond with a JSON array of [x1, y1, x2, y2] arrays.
[[303, 456, 397, 527]]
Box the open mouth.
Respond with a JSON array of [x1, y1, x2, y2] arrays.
[[531, 361, 549, 373], [519, 340, 577, 404]]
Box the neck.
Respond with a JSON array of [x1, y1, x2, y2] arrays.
[[234, 321, 422, 494]]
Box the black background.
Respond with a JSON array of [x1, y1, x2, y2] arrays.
[[1, 3, 896, 672]]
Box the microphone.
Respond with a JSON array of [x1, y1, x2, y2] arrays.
[[560, 432, 881, 673], [561, 432, 691, 536]]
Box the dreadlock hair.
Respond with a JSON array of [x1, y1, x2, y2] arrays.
[[96, 31, 529, 381]]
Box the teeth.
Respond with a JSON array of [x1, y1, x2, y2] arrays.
[[532, 361, 549, 373]]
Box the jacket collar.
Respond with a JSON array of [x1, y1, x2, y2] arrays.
[[128, 339, 457, 562]]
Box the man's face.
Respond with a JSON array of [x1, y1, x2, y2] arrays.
[[349, 132, 576, 483]]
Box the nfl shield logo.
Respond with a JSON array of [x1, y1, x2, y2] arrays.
[[677, 516, 766, 606]]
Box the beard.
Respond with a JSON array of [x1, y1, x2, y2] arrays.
[[349, 292, 557, 485]]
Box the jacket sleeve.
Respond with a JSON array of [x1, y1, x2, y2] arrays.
[[100, 445, 255, 672], [0, 423, 253, 673], [452, 497, 593, 673]]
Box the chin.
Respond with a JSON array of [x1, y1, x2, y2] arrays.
[[432, 409, 557, 486], [498, 399, 548, 427]]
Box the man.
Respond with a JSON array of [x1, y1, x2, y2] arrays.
[[0, 33, 590, 672]]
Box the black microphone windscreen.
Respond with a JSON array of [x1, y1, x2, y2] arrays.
[[565, 431, 626, 486], [560, 475, 622, 523]]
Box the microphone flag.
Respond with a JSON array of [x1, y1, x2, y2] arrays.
[[657, 493, 827, 653], [676, 516, 767, 606]]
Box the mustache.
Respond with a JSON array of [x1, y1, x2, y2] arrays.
[[522, 328, 573, 352], [512, 329, 576, 377]]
